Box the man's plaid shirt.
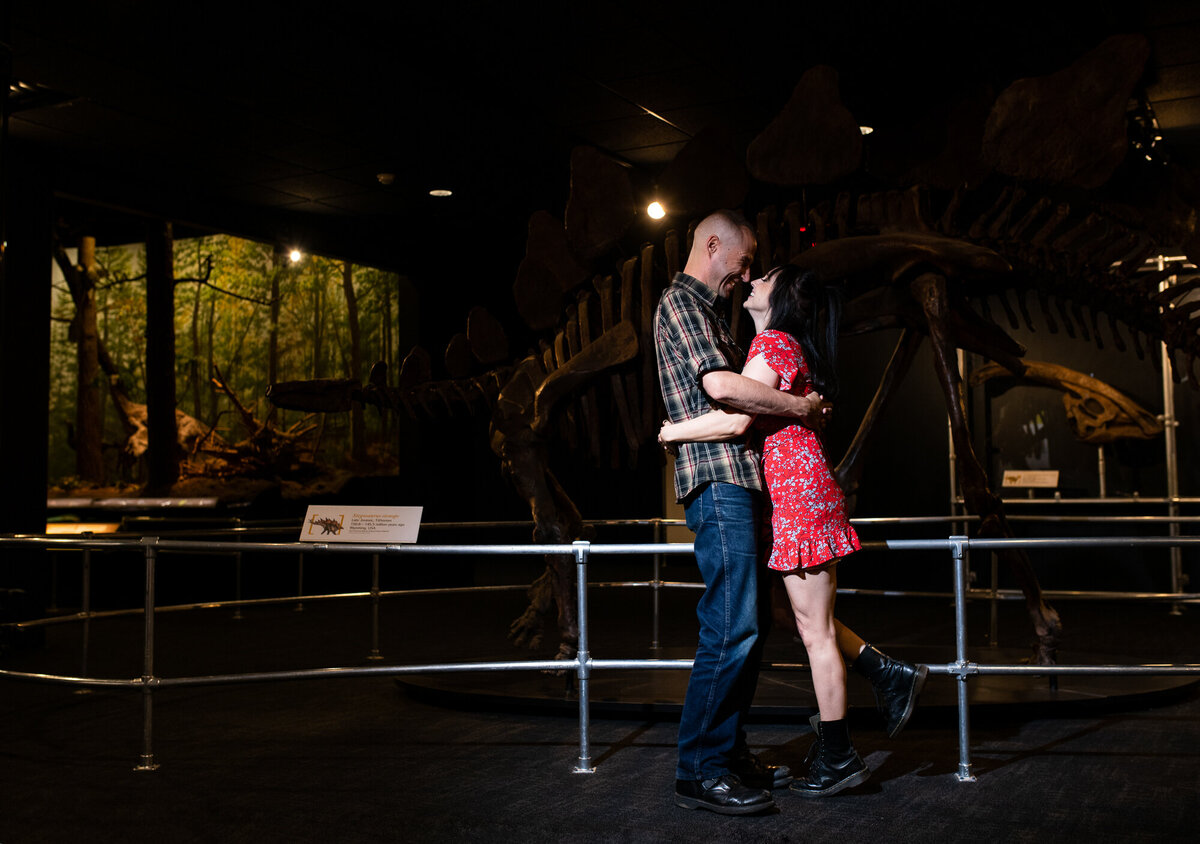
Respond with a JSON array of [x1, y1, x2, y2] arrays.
[[655, 272, 762, 503]]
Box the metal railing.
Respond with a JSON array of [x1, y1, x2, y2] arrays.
[[1, 531, 1198, 781], [41, 511, 1199, 649]]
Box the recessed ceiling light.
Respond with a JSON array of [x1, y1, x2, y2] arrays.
[[429, 189, 453, 197]]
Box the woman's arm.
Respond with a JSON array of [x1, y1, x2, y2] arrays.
[[659, 407, 752, 445], [659, 354, 779, 445], [702, 365, 830, 431]]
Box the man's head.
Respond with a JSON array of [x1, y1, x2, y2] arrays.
[[683, 210, 757, 298]]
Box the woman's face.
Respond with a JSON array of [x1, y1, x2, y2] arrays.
[[743, 271, 777, 321]]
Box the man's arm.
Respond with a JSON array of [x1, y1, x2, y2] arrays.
[[701, 368, 831, 430]]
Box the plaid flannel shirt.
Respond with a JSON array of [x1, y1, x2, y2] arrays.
[[654, 272, 762, 503]]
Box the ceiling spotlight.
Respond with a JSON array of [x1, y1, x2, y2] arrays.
[[647, 201, 666, 220], [859, 125, 874, 136], [376, 173, 395, 185], [289, 249, 302, 263], [429, 189, 453, 197]]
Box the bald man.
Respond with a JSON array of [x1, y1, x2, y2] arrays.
[[655, 210, 829, 815]]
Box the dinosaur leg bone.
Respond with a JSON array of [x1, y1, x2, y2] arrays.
[[911, 271, 1062, 665], [833, 327, 925, 513]]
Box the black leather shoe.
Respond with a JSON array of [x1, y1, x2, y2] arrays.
[[854, 645, 929, 738], [675, 775, 775, 815], [729, 750, 793, 788]]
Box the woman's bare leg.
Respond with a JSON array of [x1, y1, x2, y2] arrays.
[[782, 564, 845, 720]]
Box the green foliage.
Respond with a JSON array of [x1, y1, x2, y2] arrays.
[[48, 233, 416, 488]]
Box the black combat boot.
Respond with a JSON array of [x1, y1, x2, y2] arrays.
[[788, 719, 869, 798], [852, 644, 928, 738], [801, 713, 821, 769]]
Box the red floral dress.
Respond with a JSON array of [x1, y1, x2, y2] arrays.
[[748, 329, 860, 571]]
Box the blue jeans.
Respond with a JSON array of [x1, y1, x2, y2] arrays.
[[677, 482, 764, 781]]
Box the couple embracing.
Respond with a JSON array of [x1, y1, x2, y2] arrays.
[[654, 210, 927, 815]]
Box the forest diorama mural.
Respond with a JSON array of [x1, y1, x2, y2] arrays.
[[48, 232, 414, 500]]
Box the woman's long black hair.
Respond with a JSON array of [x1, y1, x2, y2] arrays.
[[763, 265, 843, 401]]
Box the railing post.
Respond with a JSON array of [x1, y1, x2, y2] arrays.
[[573, 540, 596, 773], [136, 537, 160, 771], [1158, 263, 1185, 616], [232, 550, 244, 621], [989, 551, 999, 649], [367, 553, 383, 661], [79, 548, 92, 684], [651, 521, 662, 651], [49, 550, 59, 613], [295, 551, 305, 613], [951, 535, 976, 783]]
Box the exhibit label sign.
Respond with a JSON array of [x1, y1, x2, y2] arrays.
[[1001, 470, 1059, 488], [299, 505, 423, 543]]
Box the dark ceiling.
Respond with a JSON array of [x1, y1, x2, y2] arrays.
[[9, 1, 1200, 287]]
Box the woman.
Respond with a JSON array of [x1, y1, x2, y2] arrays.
[[659, 264, 926, 798]]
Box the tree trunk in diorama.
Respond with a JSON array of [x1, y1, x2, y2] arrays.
[[267, 247, 283, 386], [144, 221, 179, 493], [190, 275, 203, 420], [70, 236, 105, 483], [342, 261, 366, 461], [381, 279, 396, 443], [206, 297, 217, 426], [98, 285, 111, 450], [311, 273, 324, 379]]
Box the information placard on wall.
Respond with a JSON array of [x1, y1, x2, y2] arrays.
[[299, 505, 423, 543], [1001, 470, 1060, 488]]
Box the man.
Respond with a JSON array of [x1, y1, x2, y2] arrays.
[[655, 210, 829, 815]]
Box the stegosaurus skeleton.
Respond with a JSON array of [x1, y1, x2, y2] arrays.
[[270, 34, 1200, 666]]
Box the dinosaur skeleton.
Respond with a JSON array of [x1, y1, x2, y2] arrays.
[[969, 361, 1164, 445], [269, 33, 1200, 666], [268, 204, 1176, 666]]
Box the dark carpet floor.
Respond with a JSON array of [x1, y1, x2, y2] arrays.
[[2, 582, 1199, 843]]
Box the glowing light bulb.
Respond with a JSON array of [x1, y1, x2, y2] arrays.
[[429, 189, 453, 197], [289, 249, 302, 263], [647, 201, 666, 219]]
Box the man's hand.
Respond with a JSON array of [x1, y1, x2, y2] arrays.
[[798, 392, 833, 433], [658, 419, 678, 455]]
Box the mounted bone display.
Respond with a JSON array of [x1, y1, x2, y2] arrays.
[[444, 333, 474, 380], [970, 360, 1164, 444], [564, 146, 636, 261], [513, 211, 590, 331], [261, 18, 1200, 669], [747, 65, 862, 186], [467, 306, 508, 365], [982, 34, 1150, 188]]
